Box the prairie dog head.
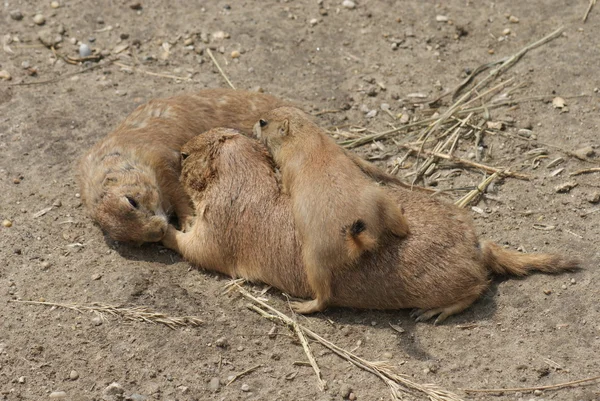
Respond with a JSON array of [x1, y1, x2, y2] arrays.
[[253, 106, 316, 163], [88, 166, 168, 245]]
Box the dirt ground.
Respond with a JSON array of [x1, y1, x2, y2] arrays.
[[1, 1, 599, 400]]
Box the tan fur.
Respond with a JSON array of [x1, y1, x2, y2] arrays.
[[253, 107, 409, 313], [163, 130, 579, 323], [77, 89, 288, 244]]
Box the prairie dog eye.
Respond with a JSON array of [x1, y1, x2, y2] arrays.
[[259, 119, 268, 128], [126, 196, 138, 209], [181, 151, 189, 161]]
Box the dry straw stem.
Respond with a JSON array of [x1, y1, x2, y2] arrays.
[[570, 167, 600, 176], [420, 26, 564, 141], [113, 61, 191, 81], [237, 285, 464, 401], [226, 364, 263, 386], [206, 48, 236, 89], [11, 300, 203, 329], [454, 172, 499, 208], [583, 0, 597, 22], [463, 374, 600, 394], [247, 304, 327, 391], [398, 144, 530, 180]]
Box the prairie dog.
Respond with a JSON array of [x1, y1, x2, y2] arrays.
[[77, 89, 288, 245], [253, 107, 409, 314], [163, 130, 578, 322]]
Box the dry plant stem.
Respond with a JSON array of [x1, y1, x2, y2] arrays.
[[206, 48, 236, 89], [8, 63, 107, 86], [238, 285, 463, 401], [11, 300, 203, 329], [570, 167, 600, 176], [583, 0, 597, 22], [314, 109, 342, 116], [463, 374, 600, 393], [400, 144, 530, 180], [460, 77, 515, 109], [113, 62, 191, 81], [421, 26, 563, 141], [226, 364, 263, 386], [454, 172, 499, 208]]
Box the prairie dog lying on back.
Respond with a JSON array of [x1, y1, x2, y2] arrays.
[[163, 130, 579, 322], [77, 89, 288, 245], [253, 107, 409, 314]]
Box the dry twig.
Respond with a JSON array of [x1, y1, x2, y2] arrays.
[[113, 62, 191, 81], [206, 48, 236, 89], [455, 172, 499, 208], [463, 374, 600, 394], [226, 364, 263, 386], [237, 285, 463, 401], [11, 300, 203, 329], [583, 0, 598, 22], [570, 167, 600, 176]]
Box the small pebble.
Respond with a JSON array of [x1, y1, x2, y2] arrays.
[[561, 284, 567, 290], [533, 389, 542, 396], [79, 44, 92, 57], [340, 384, 352, 398], [383, 352, 393, 359], [349, 393, 357, 401], [543, 289, 552, 295], [241, 383, 250, 392], [570, 278, 576, 285], [436, 15, 449, 22], [49, 392, 67, 399], [103, 382, 124, 397], [130, 2, 142, 10], [183, 37, 193, 46], [573, 146, 595, 159], [69, 370, 79, 380], [231, 50, 240, 58], [310, 18, 318, 26], [96, 16, 104, 24], [129, 395, 147, 401], [18, 376, 25, 384], [365, 109, 377, 118], [50, 1, 60, 8], [509, 15, 519, 23], [38, 29, 62, 47], [502, 28, 511, 35], [91, 316, 103, 326], [0, 70, 12, 81], [342, 0, 356, 9], [215, 337, 228, 348], [10, 10, 24, 20], [21, 61, 31, 69], [209, 377, 220, 391], [2, 220, 12, 228], [588, 191, 600, 204], [41, 261, 51, 270], [33, 14, 46, 25]]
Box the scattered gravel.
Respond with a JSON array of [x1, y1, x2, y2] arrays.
[[33, 14, 46, 25]]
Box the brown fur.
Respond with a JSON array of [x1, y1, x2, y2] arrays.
[[253, 107, 410, 313], [163, 130, 579, 323], [77, 89, 288, 244]]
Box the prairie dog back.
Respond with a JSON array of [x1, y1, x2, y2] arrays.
[[254, 106, 409, 313], [78, 89, 288, 244]]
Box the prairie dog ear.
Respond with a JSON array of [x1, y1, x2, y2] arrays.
[[279, 119, 290, 136]]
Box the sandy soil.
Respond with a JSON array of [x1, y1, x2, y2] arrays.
[[1, 1, 599, 400]]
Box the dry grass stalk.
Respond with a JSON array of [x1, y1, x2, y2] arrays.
[[583, 0, 597, 22], [570, 167, 600, 176], [463, 374, 600, 393], [226, 364, 263, 386], [398, 144, 530, 180], [113, 61, 191, 81], [454, 172, 499, 208], [206, 48, 236, 89], [11, 300, 203, 329], [237, 285, 464, 401], [247, 304, 327, 391]]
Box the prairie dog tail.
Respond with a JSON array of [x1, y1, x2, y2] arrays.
[[481, 241, 579, 276], [344, 220, 377, 260]]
